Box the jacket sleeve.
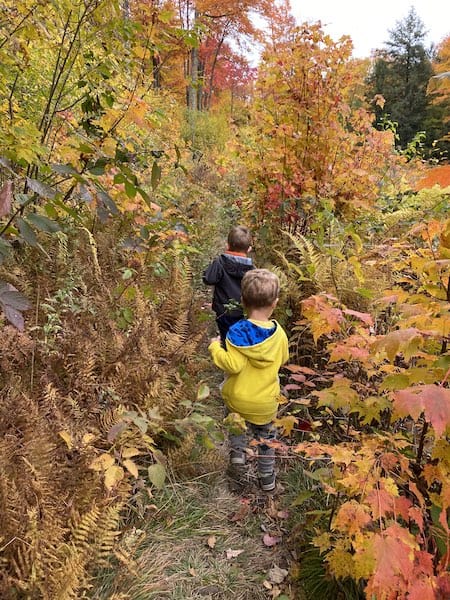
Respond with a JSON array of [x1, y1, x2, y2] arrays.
[[202, 257, 223, 285], [208, 340, 247, 374], [281, 329, 289, 365], [282, 335, 289, 365]]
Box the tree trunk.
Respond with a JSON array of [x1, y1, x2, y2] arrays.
[[187, 45, 199, 110]]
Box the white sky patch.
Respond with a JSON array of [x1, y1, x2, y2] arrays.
[[290, 0, 450, 57]]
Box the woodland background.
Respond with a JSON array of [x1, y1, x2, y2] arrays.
[[0, 0, 450, 598]]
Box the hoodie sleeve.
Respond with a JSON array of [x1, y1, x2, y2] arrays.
[[202, 257, 223, 285], [281, 329, 289, 365], [208, 340, 247, 374]]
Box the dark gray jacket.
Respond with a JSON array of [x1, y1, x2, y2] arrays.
[[203, 253, 254, 318]]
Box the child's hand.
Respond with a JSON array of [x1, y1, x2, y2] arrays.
[[210, 336, 221, 344]]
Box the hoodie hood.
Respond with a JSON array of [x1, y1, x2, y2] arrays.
[[227, 319, 279, 368], [220, 253, 253, 278]]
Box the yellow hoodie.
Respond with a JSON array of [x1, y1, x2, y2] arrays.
[[208, 319, 289, 425]]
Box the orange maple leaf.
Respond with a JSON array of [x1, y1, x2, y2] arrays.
[[333, 500, 371, 536]]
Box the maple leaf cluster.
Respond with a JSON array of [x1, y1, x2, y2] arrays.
[[284, 211, 450, 597]]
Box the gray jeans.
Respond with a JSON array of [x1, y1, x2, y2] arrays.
[[229, 421, 276, 475]]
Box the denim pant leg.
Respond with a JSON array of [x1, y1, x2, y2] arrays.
[[224, 406, 247, 456], [249, 423, 276, 475]]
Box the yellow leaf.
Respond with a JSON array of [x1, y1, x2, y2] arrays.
[[223, 412, 247, 435], [96, 108, 121, 132], [123, 459, 139, 478], [384, 477, 399, 497], [274, 415, 297, 436], [348, 255, 365, 283], [207, 535, 217, 549], [89, 453, 115, 471], [325, 545, 354, 579], [104, 465, 124, 489], [58, 430, 73, 449], [101, 136, 117, 157], [122, 447, 141, 458], [133, 45, 149, 60], [81, 433, 96, 446]]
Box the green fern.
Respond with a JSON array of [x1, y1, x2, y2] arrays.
[[277, 230, 332, 291]]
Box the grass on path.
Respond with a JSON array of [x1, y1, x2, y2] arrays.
[[90, 363, 306, 600]]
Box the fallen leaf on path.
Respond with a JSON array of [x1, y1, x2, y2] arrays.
[[268, 565, 288, 584], [225, 548, 244, 559], [228, 503, 250, 522], [207, 535, 216, 548], [277, 510, 289, 519], [263, 533, 282, 546]]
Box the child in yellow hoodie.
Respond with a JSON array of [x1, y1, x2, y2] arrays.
[[208, 269, 289, 492]]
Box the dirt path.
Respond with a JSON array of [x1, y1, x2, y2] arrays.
[[90, 335, 304, 599]]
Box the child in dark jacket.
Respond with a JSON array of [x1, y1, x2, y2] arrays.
[[203, 225, 254, 345]]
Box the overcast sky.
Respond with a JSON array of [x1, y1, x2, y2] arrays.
[[289, 0, 450, 58]]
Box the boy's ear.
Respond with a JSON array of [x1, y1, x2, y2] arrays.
[[272, 298, 279, 308]]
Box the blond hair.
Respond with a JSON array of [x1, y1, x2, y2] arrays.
[[241, 269, 279, 309], [227, 225, 252, 252]]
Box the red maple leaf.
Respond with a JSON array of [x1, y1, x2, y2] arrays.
[[394, 385, 450, 437]]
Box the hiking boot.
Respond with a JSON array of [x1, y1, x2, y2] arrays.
[[230, 450, 246, 465], [259, 471, 276, 492], [226, 463, 250, 493]]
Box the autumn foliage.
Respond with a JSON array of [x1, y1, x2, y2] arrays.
[[1, 0, 450, 598], [240, 20, 403, 233], [284, 198, 450, 598], [416, 164, 450, 190]]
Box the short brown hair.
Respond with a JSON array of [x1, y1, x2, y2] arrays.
[[241, 269, 280, 309], [228, 225, 252, 252]]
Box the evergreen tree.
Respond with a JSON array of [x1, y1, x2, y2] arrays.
[[425, 36, 450, 160], [366, 7, 434, 150]]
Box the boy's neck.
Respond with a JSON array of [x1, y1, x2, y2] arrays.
[[225, 249, 248, 257], [247, 307, 274, 321]]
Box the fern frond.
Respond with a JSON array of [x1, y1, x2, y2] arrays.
[[281, 230, 332, 291], [157, 256, 194, 332], [381, 206, 419, 229]]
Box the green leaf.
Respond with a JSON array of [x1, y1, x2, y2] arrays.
[[122, 307, 134, 323], [16, 217, 38, 246], [27, 213, 61, 233], [113, 173, 126, 184], [147, 463, 166, 489], [292, 490, 314, 506], [50, 163, 78, 175], [197, 383, 210, 401], [53, 198, 82, 221], [44, 202, 59, 219], [380, 373, 410, 391], [151, 161, 161, 190], [15, 193, 33, 206], [0, 238, 11, 261], [97, 189, 119, 215], [124, 180, 137, 198], [26, 177, 56, 199], [50, 163, 83, 182]]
